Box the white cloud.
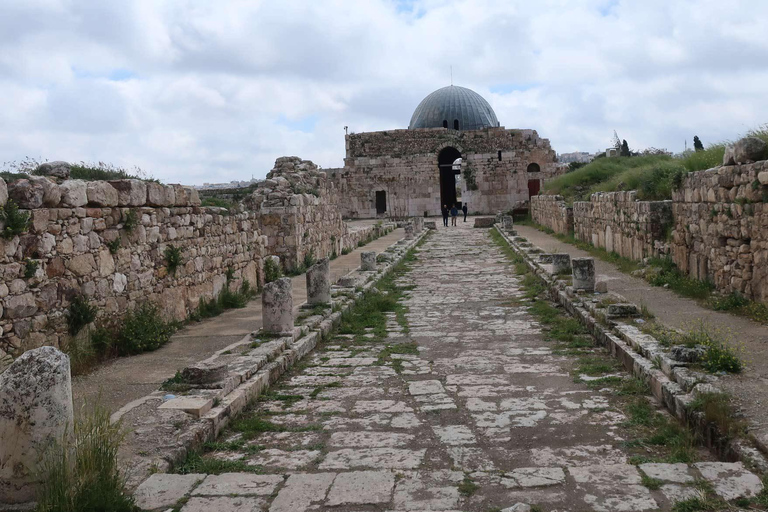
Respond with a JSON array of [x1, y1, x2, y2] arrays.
[[1, 0, 766, 184]]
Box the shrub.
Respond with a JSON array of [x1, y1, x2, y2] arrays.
[[164, 245, 182, 275], [106, 238, 121, 254], [115, 303, 175, 355], [303, 249, 316, 269], [0, 199, 30, 239], [122, 209, 138, 232], [341, 247, 352, 255], [263, 258, 282, 283], [35, 404, 137, 512], [67, 295, 97, 336], [24, 259, 39, 278]]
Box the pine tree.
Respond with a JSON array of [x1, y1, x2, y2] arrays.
[[693, 135, 704, 152], [620, 139, 631, 157]]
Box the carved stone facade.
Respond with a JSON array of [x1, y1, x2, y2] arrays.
[[328, 127, 561, 218]]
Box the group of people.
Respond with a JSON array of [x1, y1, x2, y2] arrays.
[[441, 203, 468, 226]]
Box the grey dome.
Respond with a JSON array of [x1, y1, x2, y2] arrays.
[[408, 85, 499, 130]]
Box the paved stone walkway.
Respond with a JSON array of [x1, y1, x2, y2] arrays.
[[134, 222, 763, 511], [72, 223, 403, 414]]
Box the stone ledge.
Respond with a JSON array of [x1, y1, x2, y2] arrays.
[[494, 225, 768, 474]]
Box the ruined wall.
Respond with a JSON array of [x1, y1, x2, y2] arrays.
[[671, 160, 768, 302], [330, 127, 561, 218], [0, 177, 264, 360], [573, 192, 672, 261], [530, 195, 573, 234]]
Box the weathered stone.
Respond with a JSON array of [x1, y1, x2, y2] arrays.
[[502, 215, 514, 231], [262, 277, 293, 334], [474, 217, 495, 228], [147, 182, 176, 207], [758, 171, 768, 186], [192, 473, 283, 496], [8, 179, 44, 209], [502, 505, 532, 512], [4, 293, 37, 319], [181, 361, 229, 385], [186, 187, 202, 206], [180, 496, 266, 511], [0, 178, 7, 207], [551, 253, 571, 274], [172, 184, 189, 206], [425, 221, 437, 230], [694, 462, 763, 500], [35, 161, 71, 179], [595, 280, 609, 293], [269, 473, 335, 512], [67, 253, 96, 276], [109, 179, 147, 206], [537, 253, 553, 264], [133, 473, 205, 510], [732, 137, 768, 164], [606, 303, 637, 317], [326, 470, 394, 506], [361, 251, 377, 271], [86, 181, 119, 207], [572, 257, 595, 292], [306, 258, 331, 305], [158, 396, 213, 418], [0, 347, 73, 504], [31, 176, 61, 207], [413, 217, 423, 232], [59, 180, 87, 207], [404, 223, 414, 240], [670, 345, 706, 363]]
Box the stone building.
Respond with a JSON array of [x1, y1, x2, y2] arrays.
[[328, 85, 562, 218]]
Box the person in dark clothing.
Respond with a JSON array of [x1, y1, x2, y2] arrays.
[[441, 204, 449, 226], [450, 204, 458, 226], [462, 204, 468, 222]]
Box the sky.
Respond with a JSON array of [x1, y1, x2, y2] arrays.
[[1, 0, 767, 185]]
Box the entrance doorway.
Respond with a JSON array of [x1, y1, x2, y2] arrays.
[[375, 190, 387, 214], [438, 147, 462, 209], [528, 179, 541, 198]]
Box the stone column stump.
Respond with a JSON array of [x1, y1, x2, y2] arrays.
[[306, 258, 331, 305], [262, 277, 294, 334], [404, 223, 414, 240], [552, 253, 572, 274], [0, 346, 74, 504], [361, 251, 377, 271], [502, 215, 514, 231], [572, 257, 596, 292], [413, 217, 423, 232]]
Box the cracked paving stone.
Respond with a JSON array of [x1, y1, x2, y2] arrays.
[[329, 431, 415, 447], [501, 467, 566, 488], [326, 470, 395, 505], [432, 425, 477, 445], [180, 496, 266, 512], [268, 473, 335, 512], [191, 473, 283, 496], [318, 448, 426, 469], [694, 461, 764, 500]]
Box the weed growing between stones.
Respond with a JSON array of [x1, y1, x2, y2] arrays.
[[190, 280, 256, 321], [122, 208, 138, 232], [66, 294, 97, 336], [174, 450, 261, 475], [263, 257, 282, 283], [690, 392, 746, 441], [106, 237, 121, 254], [23, 258, 38, 278], [0, 198, 30, 239], [457, 475, 479, 496], [35, 404, 138, 512], [164, 244, 182, 275]]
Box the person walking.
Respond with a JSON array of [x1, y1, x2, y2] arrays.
[[441, 204, 449, 227], [450, 204, 458, 226], [462, 203, 468, 222]]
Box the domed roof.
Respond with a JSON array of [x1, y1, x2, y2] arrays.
[[408, 85, 499, 130]]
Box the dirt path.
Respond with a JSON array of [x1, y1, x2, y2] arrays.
[[132, 222, 763, 511], [72, 227, 405, 414], [514, 224, 768, 449]]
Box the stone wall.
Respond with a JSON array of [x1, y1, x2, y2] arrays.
[[530, 195, 573, 234], [0, 176, 264, 361], [573, 192, 672, 261], [330, 127, 562, 218], [671, 160, 768, 302]]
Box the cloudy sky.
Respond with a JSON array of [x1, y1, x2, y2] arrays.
[[1, 0, 766, 185]]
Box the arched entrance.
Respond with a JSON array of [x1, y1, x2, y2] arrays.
[[438, 147, 462, 209]]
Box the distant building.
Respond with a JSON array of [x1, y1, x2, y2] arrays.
[[195, 178, 262, 190], [558, 151, 594, 164]]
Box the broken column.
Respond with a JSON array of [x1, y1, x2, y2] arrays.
[[361, 251, 376, 271], [572, 257, 596, 292], [413, 217, 423, 232], [262, 277, 294, 334], [404, 223, 414, 240], [306, 258, 330, 305], [502, 215, 514, 231], [0, 346, 74, 504], [551, 253, 572, 274]]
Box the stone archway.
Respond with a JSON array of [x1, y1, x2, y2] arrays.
[[438, 147, 462, 209]]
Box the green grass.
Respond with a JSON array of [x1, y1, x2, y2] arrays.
[[190, 280, 256, 321], [201, 197, 235, 209], [457, 475, 479, 496], [690, 392, 745, 440], [68, 162, 154, 182], [174, 450, 259, 475]]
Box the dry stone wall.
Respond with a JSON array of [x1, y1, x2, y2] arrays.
[[573, 192, 673, 261], [671, 160, 768, 302], [530, 195, 573, 234], [0, 176, 264, 361], [330, 127, 561, 218]]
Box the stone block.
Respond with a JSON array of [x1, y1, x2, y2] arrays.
[[572, 257, 595, 291], [262, 277, 293, 334], [35, 161, 71, 179], [538, 254, 553, 264], [146, 182, 176, 207], [159, 396, 214, 418], [173, 184, 189, 206], [474, 217, 495, 228], [595, 280, 609, 293], [59, 180, 88, 207], [424, 221, 437, 230], [502, 215, 514, 230], [731, 137, 768, 164], [306, 258, 330, 305], [133, 473, 205, 510], [326, 471, 394, 506], [8, 179, 44, 209], [361, 251, 376, 271], [551, 253, 571, 274], [0, 347, 73, 504], [109, 179, 147, 206], [606, 303, 638, 318], [182, 361, 229, 385], [192, 473, 283, 497], [404, 223, 414, 240]]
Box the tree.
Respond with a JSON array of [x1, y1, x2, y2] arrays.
[[693, 135, 704, 152], [620, 139, 631, 157]]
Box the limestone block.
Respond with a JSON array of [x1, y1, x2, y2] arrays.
[[0, 178, 6, 207], [59, 180, 88, 207], [595, 280, 609, 293], [109, 179, 147, 206], [551, 253, 571, 274], [133, 473, 205, 510], [538, 254, 553, 264], [86, 181, 119, 207], [474, 217, 495, 228], [361, 251, 376, 271], [502, 215, 514, 231], [187, 187, 202, 206], [425, 221, 437, 230], [732, 137, 767, 164], [0, 346, 73, 504], [404, 223, 414, 240], [572, 257, 596, 291], [306, 258, 331, 305], [173, 184, 189, 206], [758, 171, 768, 185], [8, 179, 44, 209], [35, 161, 71, 179], [4, 293, 37, 319], [606, 303, 638, 317], [262, 277, 293, 334], [32, 176, 61, 207], [182, 361, 229, 385]]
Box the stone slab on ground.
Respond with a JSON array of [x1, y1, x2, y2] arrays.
[[134, 473, 204, 510], [326, 470, 394, 505]]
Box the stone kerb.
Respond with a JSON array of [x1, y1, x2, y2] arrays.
[[360, 251, 377, 271], [571, 257, 596, 292], [0, 346, 74, 504], [262, 277, 294, 334], [306, 258, 331, 305]]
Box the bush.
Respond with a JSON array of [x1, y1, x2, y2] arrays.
[[164, 245, 182, 275], [106, 238, 121, 254], [67, 295, 97, 336], [303, 249, 316, 269], [24, 259, 39, 278], [35, 405, 137, 512], [122, 209, 138, 232], [115, 303, 175, 355], [263, 258, 282, 284], [0, 199, 30, 239]]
